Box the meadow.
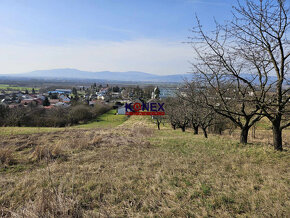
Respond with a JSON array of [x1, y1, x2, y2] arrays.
[[0, 84, 38, 92], [0, 114, 289, 217]]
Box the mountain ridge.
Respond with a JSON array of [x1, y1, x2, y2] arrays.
[[1, 68, 281, 84], [1, 68, 193, 83]]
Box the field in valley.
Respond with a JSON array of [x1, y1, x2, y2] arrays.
[[0, 113, 289, 217], [0, 84, 38, 92]]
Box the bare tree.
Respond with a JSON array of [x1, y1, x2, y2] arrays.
[[187, 104, 200, 134], [166, 97, 190, 132], [152, 115, 165, 130], [210, 114, 234, 135], [182, 83, 217, 138], [230, 0, 290, 150], [186, 78, 262, 144], [197, 106, 216, 138], [189, 0, 289, 149], [165, 97, 179, 130], [5, 107, 25, 127]]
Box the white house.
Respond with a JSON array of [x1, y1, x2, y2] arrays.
[[117, 106, 126, 115], [97, 93, 110, 101]]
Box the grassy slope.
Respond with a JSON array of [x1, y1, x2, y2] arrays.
[[0, 116, 289, 217], [0, 110, 127, 135], [73, 109, 128, 129], [148, 121, 289, 217]]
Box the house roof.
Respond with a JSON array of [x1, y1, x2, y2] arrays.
[[44, 105, 54, 109], [49, 99, 60, 105]]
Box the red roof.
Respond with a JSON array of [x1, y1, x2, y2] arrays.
[[44, 105, 54, 109]]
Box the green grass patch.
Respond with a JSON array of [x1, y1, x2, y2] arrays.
[[255, 117, 272, 130], [73, 109, 128, 129], [0, 84, 39, 92]]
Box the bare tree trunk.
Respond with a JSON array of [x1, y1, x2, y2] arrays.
[[202, 128, 208, 138], [157, 122, 161, 130], [172, 124, 176, 130], [240, 126, 250, 144], [252, 125, 256, 139], [193, 125, 199, 135], [272, 119, 283, 151], [181, 126, 186, 132]]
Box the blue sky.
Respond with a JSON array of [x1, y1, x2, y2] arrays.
[[0, 0, 233, 75]]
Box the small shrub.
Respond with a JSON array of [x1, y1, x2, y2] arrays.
[[69, 105, 93, 124], [0, 148, 16, 165], [90, 136, 102, 146], [68, 138, 91, 150], [30, 144, 66, 162]]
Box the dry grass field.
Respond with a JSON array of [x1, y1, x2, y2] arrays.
[[0, 116, 289, 217]]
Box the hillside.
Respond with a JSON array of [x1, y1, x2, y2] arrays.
[[0, 114, 289, 217]]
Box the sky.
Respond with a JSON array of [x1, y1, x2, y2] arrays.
[[0, 0, 233, 75]]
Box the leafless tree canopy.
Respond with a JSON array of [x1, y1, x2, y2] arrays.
[[189, 0, 289, 150]]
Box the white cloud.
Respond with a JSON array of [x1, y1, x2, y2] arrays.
[[0, 39, 193, 75]]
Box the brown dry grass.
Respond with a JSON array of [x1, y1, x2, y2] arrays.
[[220, 128, 290, 148], [0, 148, 16, 166], [0, 116, 289, 217]]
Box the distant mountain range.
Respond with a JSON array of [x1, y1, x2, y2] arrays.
[[0, 69, 283, 85], [1, 69, 193, 83]]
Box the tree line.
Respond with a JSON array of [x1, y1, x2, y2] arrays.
[[0, 103, 111, 127], [158, 0, 289, 151]]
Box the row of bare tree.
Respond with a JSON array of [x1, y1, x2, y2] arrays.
[[164, 91, 231, 139], [154, 1, 288, 151], [185, 0, 289, 151]]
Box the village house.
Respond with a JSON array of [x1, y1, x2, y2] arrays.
[[89, 100, 97, 107], [8, 103, 22, 108], [97, 95, 109, 101], [59, 94, 71, 103], [97, 87, 109, 95], [55, 89, 72, 94], [0, 93, 6, 100], [21, 99, 39, 106], [49, 99, 60, 105], [48, 89, 72, 95], [117, 106, 126, 115], [111, 92, 121, 98], [43, 105, 54, 109]]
